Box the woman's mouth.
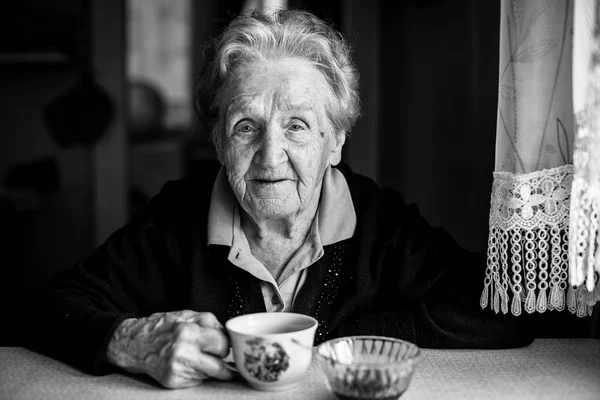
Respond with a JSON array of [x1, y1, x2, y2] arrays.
[[250, 179, 292, 194], [256, 179, 286, 184]]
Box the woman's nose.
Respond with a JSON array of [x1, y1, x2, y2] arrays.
[[255, 128, 287, 168]]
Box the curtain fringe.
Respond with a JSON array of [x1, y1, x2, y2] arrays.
[[568, 177, 600, 293], [482, 165, 599, 317], [481, 261, 598, 316]]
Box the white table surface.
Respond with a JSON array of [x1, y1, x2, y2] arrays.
[[1, 339, 599, 400]]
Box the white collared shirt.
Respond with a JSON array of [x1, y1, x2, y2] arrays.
[[207, 166, 357, 312]]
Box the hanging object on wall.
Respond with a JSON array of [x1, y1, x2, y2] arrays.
[[127, 79, 166, 141], [44, 71, 115, 147]]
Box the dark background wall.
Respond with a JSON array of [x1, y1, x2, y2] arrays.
[[378, 0, 499, 254]]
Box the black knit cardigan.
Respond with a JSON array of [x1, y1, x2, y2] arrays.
[[38, 163, 534, 374]]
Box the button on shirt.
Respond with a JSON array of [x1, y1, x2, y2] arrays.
[[207, 166, 357, 312]]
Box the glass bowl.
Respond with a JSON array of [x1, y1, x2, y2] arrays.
[[316, 336, 421, 400]]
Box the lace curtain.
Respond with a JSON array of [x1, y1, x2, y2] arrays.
[[481, 0, 600, 317]]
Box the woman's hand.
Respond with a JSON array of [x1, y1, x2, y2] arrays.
[[106, 310, 233, 388]]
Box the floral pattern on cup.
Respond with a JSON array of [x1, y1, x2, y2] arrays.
[[243, 337, 290, 382]]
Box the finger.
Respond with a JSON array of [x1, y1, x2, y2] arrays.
[[169, 310, 200, 323], [160, 371, 205, 389], [194, 326, 230, 358], [172, 341, 234, 382], [175, 323, 230, 358], [159, 362, 206, 389], [190, 312, 224, 330], [193, 352, 234, 381]]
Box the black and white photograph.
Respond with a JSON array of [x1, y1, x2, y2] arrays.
[[0, 0, 599, 399]]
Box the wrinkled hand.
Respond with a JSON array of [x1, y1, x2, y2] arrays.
[[107, 310, 233, 388]]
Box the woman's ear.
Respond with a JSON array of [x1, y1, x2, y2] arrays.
[[213, 126, 226, 165], [216, 150, 225, 165], [328, 130, 346, 166], [215, 140, 225, 165]]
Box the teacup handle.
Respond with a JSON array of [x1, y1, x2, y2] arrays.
[[224, 361, 239, 374]]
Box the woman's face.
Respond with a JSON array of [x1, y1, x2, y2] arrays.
[[218, 58, 344, 221]]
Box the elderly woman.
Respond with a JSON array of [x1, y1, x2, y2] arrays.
[[41, 9, 533, 389]]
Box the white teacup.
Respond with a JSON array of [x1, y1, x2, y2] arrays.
[[225, 312, 318, 391]]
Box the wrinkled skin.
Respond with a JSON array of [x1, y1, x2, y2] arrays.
[[218, 58, 345, 238], [107, 311, 233, 389]]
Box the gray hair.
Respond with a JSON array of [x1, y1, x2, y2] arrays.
[[194, 9, 361, 152]]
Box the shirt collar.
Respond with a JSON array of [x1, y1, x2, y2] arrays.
[[207, 166, 356, 246]]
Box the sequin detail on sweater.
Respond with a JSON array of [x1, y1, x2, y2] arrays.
[[312, 242, 352, 343]]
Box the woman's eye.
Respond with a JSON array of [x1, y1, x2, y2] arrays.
[[288, 120, 307, 132], [234, 123, 256, 135]]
